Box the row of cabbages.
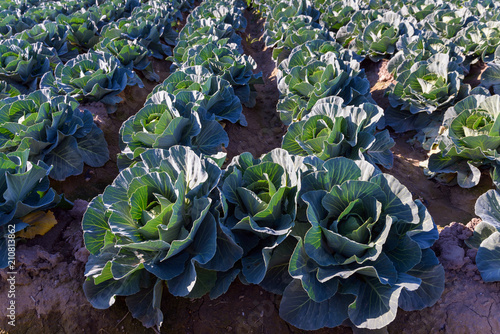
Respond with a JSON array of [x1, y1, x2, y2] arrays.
[[116, 0, 262, 169], [82, 145, 444, 332], [0, 0, 198, 269], [255, 0, 396, 179], [254, 0, 500, 190], [0, 0, 192, 111], [252, 0, 500, 330], [82, 0, 264, 329]]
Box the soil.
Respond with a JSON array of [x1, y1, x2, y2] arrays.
[[223, 10, 285, 163], [1, 6, 499, 334]]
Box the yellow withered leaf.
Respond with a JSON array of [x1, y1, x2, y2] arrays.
[[17, 211, 57, 239]]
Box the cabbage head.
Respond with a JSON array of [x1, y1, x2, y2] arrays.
[[279, 157, 444, 330], [0, 39, 60, 92], [427, 93, 500, 188], [0, 90, 109, 180], [82, 146, 242, 329], [220, 148, 308, 293], [40, 50, 142, 113], [282, 96, 394, 168], [118, 91, 228, 169]]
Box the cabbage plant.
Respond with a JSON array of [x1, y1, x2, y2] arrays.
[[40, 50, 141, 113], [130, 3, 179, 47], [466, 189, 500, 282], [387, 32, 466, 78], [480, 48, 500, 94], [175, 18, 243, 59], [351, 12, 416, 62], [386, 53, 468, 132], [0, 12, 34, 39], [336, 9, 384, 47], [118, 91, 228, 169], [56, 13, 100, 52], [263, 15, 334, 64], [220, 148, 309, 293], [398, 0, 448, 22], [0, 149, 61, 268], [14, 21, 79, 62], [420, 8, 475, 39], [82, 146, 242, 329], [94, 37, 158, 82], [318, 0, 359, 32], [101, 16, 171, 59], [0, 39, 59, 92], [282, 96, 394, 168], [256, 0, 320, 25], [277, 41, 372, 125], [427, 93, 500, 188], [172, 41, 263, 107], [148, 66, 245, 125], [279, 157, 444, 330], [453, 21, 500, 63], [0, 90, 109, 180], [186, 0, 247, 32]]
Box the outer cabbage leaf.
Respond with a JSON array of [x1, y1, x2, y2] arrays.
[[40, 50, 141, 113], [469, 189, 500, 282], [282, 96, 394, 168], [279, 157, 443, 330], [118, 91, 228, 169], [427, 94, 500, 188], [82, 146, 242, 329], [0, 90, 109, 180], [0, 149, 61, 267], [219, 148, 307, 292]]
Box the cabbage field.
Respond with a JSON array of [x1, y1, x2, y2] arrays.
[[1, 0, 500, 333]]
